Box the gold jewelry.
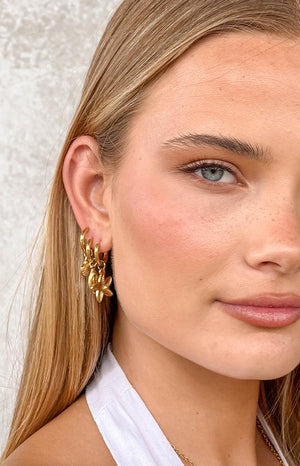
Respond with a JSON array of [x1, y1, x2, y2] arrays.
[[171, 417, 284, 466], [80, 227, 113, 303], [256, 417, 284, 465], [171, 443, 196, 466]]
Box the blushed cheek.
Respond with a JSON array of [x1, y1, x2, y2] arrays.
[[112, 171, 234, 293]]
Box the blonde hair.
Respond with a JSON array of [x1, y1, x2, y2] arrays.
[[2, 0, 300, 463]]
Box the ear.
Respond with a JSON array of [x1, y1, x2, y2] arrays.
[[62, 135, 112, 252]]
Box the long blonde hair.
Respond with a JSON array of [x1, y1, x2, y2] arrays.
[[2, 0, 300, 463]]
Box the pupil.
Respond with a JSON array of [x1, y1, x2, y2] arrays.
[[202, 167, 223, 181]]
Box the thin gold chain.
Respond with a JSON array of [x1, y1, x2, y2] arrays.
[[170, 443, 197, 466], [256, 417, 284, 465], [171, 417, 284, 466]]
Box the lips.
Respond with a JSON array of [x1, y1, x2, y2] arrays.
[[216, 294, 300, 328], [220, 294, 300, 308]]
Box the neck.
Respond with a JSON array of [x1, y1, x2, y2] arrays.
[[112, 310, 262, 466]]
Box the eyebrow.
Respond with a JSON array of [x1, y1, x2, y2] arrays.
[[161, 133, 273, 163]]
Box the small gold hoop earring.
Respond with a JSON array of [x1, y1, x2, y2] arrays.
[[80, 227, 113, 303]]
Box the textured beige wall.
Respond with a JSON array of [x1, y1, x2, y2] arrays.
[[0, 0, 120, 453]]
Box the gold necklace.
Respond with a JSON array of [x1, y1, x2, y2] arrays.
[[256, 417, 284, 465], [171, 417, 284, 466], [171, 443, 197, 466]]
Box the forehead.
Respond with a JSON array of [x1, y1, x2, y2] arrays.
[[126, 32, 300, 152], [146, 32, 300, 103]]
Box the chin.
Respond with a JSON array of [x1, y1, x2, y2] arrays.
[[198, 339, 300, 381], [222, 357, 299, 381], [213, 328, 300, 381]]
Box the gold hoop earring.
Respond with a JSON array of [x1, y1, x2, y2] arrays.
[[80, 227, 113, 303]]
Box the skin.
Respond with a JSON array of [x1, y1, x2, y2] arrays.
[[65, 33, 300, 466], [62, 32, 300, 465]]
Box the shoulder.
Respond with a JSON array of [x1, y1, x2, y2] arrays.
[[2, 394, 116, 466]]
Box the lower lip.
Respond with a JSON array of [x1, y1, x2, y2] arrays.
[[217, 301, 300, 328]]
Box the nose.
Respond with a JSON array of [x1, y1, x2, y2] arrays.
[[244, 202, 300, 275]]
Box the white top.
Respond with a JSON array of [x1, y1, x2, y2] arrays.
[[85, 343, 289, 466]]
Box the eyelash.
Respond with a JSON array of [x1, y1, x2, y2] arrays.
[[180, 160, 239, 185]]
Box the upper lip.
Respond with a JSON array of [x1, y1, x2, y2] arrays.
[[220, 294, 300, 308]]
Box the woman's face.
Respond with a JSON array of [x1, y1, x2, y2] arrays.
[[107, 32, 300, 380]]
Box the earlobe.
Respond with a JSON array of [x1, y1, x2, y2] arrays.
[[62, 135, 113, 251]]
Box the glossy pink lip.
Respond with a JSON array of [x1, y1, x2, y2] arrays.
[[216, 294, 300, 328], [221, 294, 300, 308]]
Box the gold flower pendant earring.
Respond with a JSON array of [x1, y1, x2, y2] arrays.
[[80, 227, 113, 303]]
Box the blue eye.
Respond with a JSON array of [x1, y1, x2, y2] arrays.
[[182, 161, 237, 184]]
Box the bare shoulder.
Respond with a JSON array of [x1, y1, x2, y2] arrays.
[[2, 394, 116, 466]]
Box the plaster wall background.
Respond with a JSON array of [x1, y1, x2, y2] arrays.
[[0, 0, 120, 453]]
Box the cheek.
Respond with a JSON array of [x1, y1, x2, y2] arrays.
[[115, 172, 216, 271], [111, 166, 241, 313]]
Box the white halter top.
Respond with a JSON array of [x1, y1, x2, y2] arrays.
[[85, 343, 289, 466]]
